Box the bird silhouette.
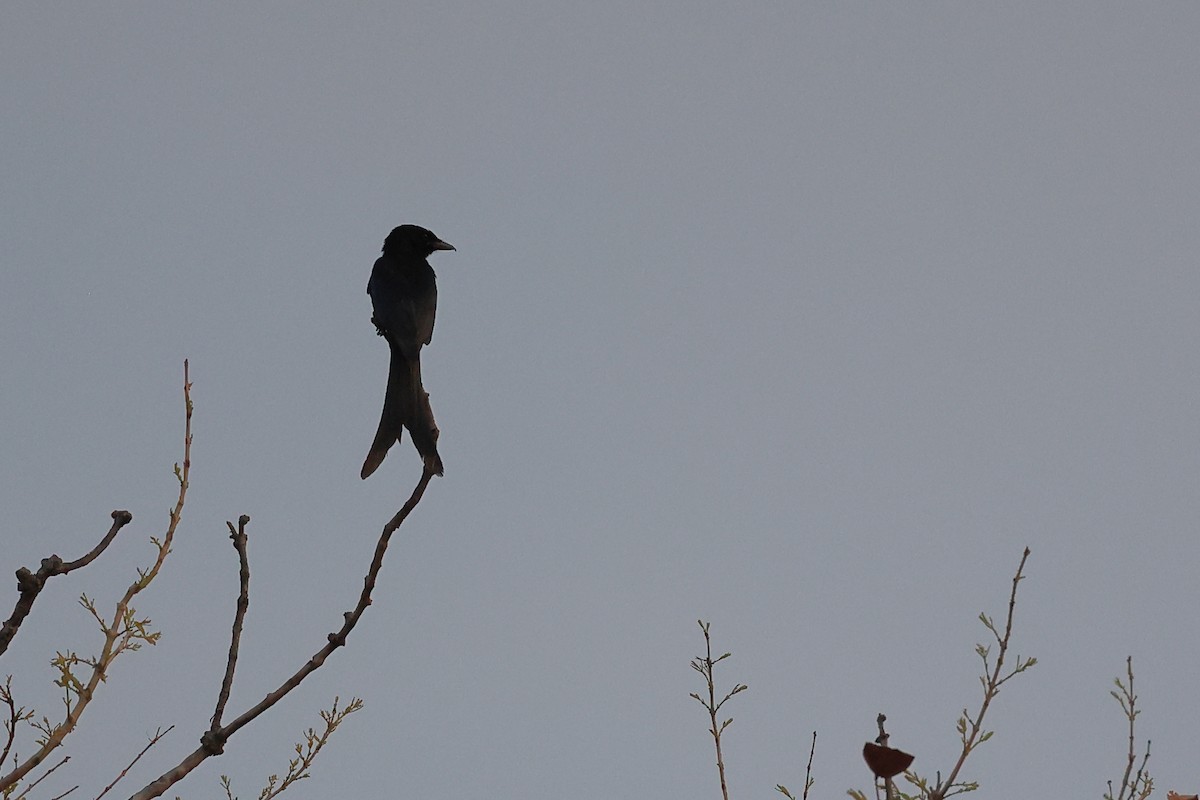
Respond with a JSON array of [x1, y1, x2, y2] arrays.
[[361, 224, 454, 478]]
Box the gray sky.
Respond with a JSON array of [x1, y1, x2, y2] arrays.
[[3, 3, 1198, 797]]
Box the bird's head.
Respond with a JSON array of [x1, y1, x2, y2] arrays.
[[383, 224, 456, 258]]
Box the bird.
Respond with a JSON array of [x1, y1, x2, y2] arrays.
[[360, 224, 455, 479]]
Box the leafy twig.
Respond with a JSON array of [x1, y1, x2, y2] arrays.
[[690, 620, 747, 800], [925, 548, 1036, 800], [849, 550, 1036, 800], [254, 696, 364, 800], [1104, 657, 1152, 800]]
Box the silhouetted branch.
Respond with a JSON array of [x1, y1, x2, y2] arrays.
[[1, 510, 133, 657], [49, 784, 78, 800], [131, 467, 435, 799], [210, 516, 251, 731], [804, 731, 817, 800], [776, 730, 817, 800]]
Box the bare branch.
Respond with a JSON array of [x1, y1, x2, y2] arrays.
[[803, 730, 816, 800], [210, 516, 251, 731], [130, 466, 436, 799], [773, 730, 817, 800], [49, 785, 79, 800], [1, 511, 133, 658]]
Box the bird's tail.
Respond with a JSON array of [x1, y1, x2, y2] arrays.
[[406, 355, 445, 477], [360, 344, 444, 479]]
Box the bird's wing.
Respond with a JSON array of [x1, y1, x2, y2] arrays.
[[415, 279, 437, 346], [368, 258, 423, 360]]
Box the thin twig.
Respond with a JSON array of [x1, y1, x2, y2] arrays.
[[130, 466, 436, 799], [48, 785, 78, 800], [12, 755, 69, 800], [775, 730, 817, 800], [802, 730, 816, 800], [1, 677, 22, 770], [1, 511, 133, 657], [93, 725, 173, 800], [1117, 657, 1137, 799], [211, 516, 251, 731]]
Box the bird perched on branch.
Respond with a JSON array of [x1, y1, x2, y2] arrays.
[[360, 224, 455, 479]]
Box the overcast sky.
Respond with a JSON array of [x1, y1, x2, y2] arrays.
[[3, 3, 1199, 798]]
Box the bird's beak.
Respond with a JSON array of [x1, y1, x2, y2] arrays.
[[433, 239, 456, 251]]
